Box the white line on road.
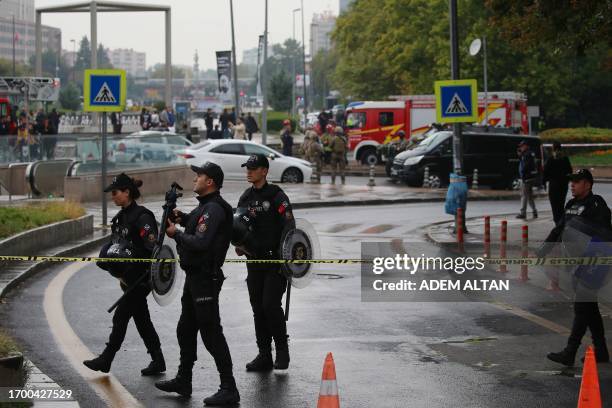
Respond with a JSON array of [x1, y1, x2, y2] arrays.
[[43, 259, 142, 408]]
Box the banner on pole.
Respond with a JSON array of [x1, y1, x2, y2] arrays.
[[216, 50, 232, 102]]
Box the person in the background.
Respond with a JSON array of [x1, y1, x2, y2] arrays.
[[231, 118, 247, 140], [280, 119, 293, 157], [205, 108, 214, 138], [543, 141, 573, 225], [245, 112, 259, 141], [167, 107, 176, 133], [220, 109, 230, 139], [516, 140, 539, 219]]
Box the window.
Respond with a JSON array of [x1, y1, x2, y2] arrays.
[[165, 135, 190, 146], [244, 143, 276, 156], [379, 112, 394, 127], [346, 112, 366, 129], [211, 143, 244, 155], [141, 136, 163, 144]]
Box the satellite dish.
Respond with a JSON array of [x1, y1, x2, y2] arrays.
[[469, 38, 482, 56]]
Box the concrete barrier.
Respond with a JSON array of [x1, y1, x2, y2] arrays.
[[0, 163, 30, 196], [0, 214, 93, 266], [64, 165, 194, 202]]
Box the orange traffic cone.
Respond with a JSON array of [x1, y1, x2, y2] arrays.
[[578, 346, 602, 408], [317, 352, 340, 408]]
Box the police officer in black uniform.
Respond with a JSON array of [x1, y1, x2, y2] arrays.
[[84, 173, 165, 376], [539, 169, 611, 366], [236, 154, 296, 371], [155, 162, 239, 406]]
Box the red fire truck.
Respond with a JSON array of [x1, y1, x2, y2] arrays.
[[346, 92, 530, 165]]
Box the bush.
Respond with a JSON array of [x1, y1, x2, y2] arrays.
[[569, 149, 612, 166], [540, 128, 612, 144], [0, 331, 19, 358], [258, 111, 297, 132], [0, 202, 85, 239]]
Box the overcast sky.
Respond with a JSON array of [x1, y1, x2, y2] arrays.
[[36, 0, 339, 69]]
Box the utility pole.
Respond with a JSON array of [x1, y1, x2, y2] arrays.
[[12, 15, 16, 76], [261, 0, 269, 144], [449, 0, 463, 175], [229, 0, 240, 119], [300, 0, 308, 114], [292, 8, 301, 118]]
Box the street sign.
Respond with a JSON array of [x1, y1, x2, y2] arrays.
[[83, 69, 126, 112], [434, 79, 478, 123]]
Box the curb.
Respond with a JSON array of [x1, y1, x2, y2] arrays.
[[0, 230, 110, 300]]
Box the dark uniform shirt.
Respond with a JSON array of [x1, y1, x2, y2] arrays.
[[107, 201, 158, 285], [545, 192, 612, 243], [237, 183, 295, 258], [519, 149, 538, 181], [174, 191, 233, 274]]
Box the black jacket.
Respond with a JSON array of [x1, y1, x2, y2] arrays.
[[237, 183, 295, 258], [545, 192, 612, 243], [543, 155, 572, 188], [174, 191, 233, 275], [519, 149, 538, 181]]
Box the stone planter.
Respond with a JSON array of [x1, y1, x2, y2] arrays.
[[0, 351, 25, 387]]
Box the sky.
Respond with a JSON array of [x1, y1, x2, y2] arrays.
[[35, 0, 340, 69]]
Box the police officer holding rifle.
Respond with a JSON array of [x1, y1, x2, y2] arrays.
[[155, 162, 239, 406]]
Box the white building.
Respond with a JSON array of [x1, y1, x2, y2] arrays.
[[310, 11, 336, 56], [242, 47, 258, 67], [107, 48, 146, 77], [1, 0, 35, 22]]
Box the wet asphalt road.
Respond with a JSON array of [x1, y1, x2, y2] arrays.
[[3, 187, 612, 407]]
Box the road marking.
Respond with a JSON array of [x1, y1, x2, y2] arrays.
[[43, 259, 142, 408], [490, 301, 571, 335]]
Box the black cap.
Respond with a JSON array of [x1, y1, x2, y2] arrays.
[[568, 168, 594, 184], [241, 154, 269, 169], [191, 162, 224, 188], [104, 173, 134, 192]]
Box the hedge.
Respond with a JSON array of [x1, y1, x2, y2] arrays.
[[540, 128, 612, 144], [258, 111, 297, 132], [0, 202, 85, 239]]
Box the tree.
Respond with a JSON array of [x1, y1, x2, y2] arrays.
[[28, 50, 70, 84], [311, 49, 339, 109], [59, 82, 81, 111], [0, 58, 31, 76], [269, 70, 292, 112]]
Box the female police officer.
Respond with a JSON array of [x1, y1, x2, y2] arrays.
[[83, 173, 166, 376]]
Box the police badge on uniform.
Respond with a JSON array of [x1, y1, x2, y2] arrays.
[[148, 233, 156, 242], [198, 223, 207, 233], [263, 201, 270, 211]]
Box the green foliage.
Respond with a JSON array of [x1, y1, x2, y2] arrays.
[[540, 128, 612, 144], [311, 49, 339, 110], [152, 100, 167, 112], [269, 70, 292, 112], [0, 330, 19, 358], [569, 150, 612, 167], [259, 111, 296, 132], [0, 202, 85, 239], [58, 82, 81, 111], [332, 0, 611, 127], [0, 58, 31, 76]]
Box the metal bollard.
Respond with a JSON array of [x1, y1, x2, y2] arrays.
[[499, 220, 507, 273], [423, 166, 430, 188], [520, 225, 529, 282], [472, 168, 479, 190], [456, 208, 464, 253], [484, 216, 491, 258], [367, 164, 376, 187]]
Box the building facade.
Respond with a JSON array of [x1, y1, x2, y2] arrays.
[[310, 11, 336, 56], [107, 48, 146, 77], [1, 0, 35, 22]]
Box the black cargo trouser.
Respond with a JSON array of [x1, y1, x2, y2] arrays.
[[177, 271, 234, 381], [107, 282, 161, 354], [246, 263, 288, 352], [548, 183, 568, 225], [568, 302, 606, 349]]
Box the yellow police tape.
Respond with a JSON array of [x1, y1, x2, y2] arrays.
[[0, 255, 611, 266]]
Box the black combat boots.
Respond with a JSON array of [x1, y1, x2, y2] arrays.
[[547, 346, 578, 366], [245, 351, 273, 372], [581, 341, 610, 364], [155, 363, 193, 397], [203, 377, 240, 406], [83, 348, 116, 373], [274, 346, 290, 370], [141, 348, 166, 376]]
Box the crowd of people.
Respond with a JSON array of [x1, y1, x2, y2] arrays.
[[0, 106, 61, 163], [139, 106, 176, 133]]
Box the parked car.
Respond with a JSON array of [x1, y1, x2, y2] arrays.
[[180, 139, 313, 183], [390, 130, 543, 189], [110, 131, 193, 163]]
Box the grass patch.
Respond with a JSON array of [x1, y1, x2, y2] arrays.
[[0, 202, 85, 239], [0, 330, 20, 358], [569, 149, 612, 166], [540, 127, 612, 144]]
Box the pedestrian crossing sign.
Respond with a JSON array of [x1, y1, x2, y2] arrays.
[[83, 69, 126, 112], [434, 79, 478, 123]]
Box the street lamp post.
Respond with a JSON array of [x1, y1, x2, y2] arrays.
[[292, 8, 301, 118], [261, 0, 269, 144], [229, 0, 240, 119], [449, 0, 463, 175], [300, 0, 308, 114], [70, 39, 76, 82]]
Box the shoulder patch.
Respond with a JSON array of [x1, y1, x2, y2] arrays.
[[198, 223, 207, 233]]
